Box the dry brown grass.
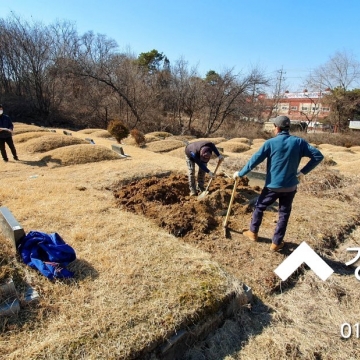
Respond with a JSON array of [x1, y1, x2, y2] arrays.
[[21, 134, 88, 153], [76, 128, 104, 134], [145, 131, 173, 138], [144, 139, 184, 153], [40, 144, 123, 167], [190, 137, 226, 145], [13, 131, 58, 143], [0, 124, 244, 359], [2, 126, 360, 359], [13, 123, 49, 135], [224, 137, 251, 144], [217, 141, 251, 153], [90, 129, 113, 138]]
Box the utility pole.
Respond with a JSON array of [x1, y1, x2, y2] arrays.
[[274, 67, 286, 117]]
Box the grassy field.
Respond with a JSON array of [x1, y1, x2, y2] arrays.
[[1, 124, 360, 359]]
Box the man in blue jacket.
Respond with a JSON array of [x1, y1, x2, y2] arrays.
[[185, 140, 224, 196], [0, 104, 18, 162], [233, 115, 324, 251]]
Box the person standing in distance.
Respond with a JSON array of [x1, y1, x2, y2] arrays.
[[0, 104, 18, 162], [185, 140, 224, 196], [233, 115, 324, 251]]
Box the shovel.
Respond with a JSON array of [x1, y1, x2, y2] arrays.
[[197, 158, 222, 200], [223, 178, 238, 238]]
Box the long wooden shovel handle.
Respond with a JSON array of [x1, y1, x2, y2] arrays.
[[223, 178, 238, 227]]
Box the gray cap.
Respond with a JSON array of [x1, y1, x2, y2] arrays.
[[272, 115, 290, 129]]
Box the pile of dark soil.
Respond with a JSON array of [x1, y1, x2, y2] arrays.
[[114, 173, 256, 241]]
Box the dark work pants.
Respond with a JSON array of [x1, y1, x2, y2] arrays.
[[250, 187, 297, 245], [0, 137, 17, 160], [185, 156, 206, 191]]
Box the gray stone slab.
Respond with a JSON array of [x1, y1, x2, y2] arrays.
[[0, 206, 25, 248], [85, 138, 95, 144], [0, 279, 19, 317], [0, 298, 20, 317], [111, 144, 129, 157], [111, 144, 124, 155]]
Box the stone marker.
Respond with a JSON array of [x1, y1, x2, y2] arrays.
[[111, 144, 129, 157], [0, 206, 25, 248], [0, 279, 20, 317], [85, 138, 95, 144]]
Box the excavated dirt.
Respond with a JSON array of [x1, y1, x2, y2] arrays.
[[114, 173, 257, 241], [113, 173, 288, 295], [113, 171, 360, 296]]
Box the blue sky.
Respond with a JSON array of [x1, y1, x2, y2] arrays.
[[1, 0, 359, 91]]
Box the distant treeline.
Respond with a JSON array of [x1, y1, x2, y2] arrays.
[[0, 14, 272, 136]]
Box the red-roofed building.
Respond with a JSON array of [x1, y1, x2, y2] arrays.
[[260, 90, 332, 132], [261, 90, 331, 122]]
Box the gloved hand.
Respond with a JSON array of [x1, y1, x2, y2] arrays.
[[208, 171, 216, 179], [233, 171, 240, 180], [218, 154, 224, 162], [296, 171, 304, 182]]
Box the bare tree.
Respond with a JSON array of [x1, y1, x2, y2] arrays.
[[200, 67, 270, 136], [306, 50, 360, 91], [169, 58, 204, 132], [304, 51, 360, 132], [73, 32, 141, 128]]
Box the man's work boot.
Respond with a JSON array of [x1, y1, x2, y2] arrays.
[[13, 156, 19, 161], [270, 242, 285, 252], [242, 229, 258, 242]]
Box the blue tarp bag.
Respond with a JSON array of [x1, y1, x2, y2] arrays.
[[18, 231, 76, 279]]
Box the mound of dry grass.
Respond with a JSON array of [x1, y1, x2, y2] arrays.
[[318, 144, 353, 153], [190, 137, 226, 145], [144, 134, 160, 143], [251, 138, 265, 146], [89, 130, 112, 138], [13, 123, 48, 135], [333, 159, 360, 174], [225, 137, 250, 144], [40, 144, 122, 166], [143, 132, 184, 144], [167, 147, 186, 159], [145, 131, 173, 139], [217, 141, 251, 153], [168, 135, 196, 142], [13, 131, 58, 144], [76, 128, 104, 134], [121, 135, 136, 145], [23, 134, 88, 153], [144, 139, 184, 153]]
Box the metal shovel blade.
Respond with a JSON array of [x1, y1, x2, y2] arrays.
[[197, 190, 209, 200], [196, 158, 222, 200]]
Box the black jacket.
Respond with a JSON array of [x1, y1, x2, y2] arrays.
[[0, 114, 14, 139], [185, 140, 220, 172]]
